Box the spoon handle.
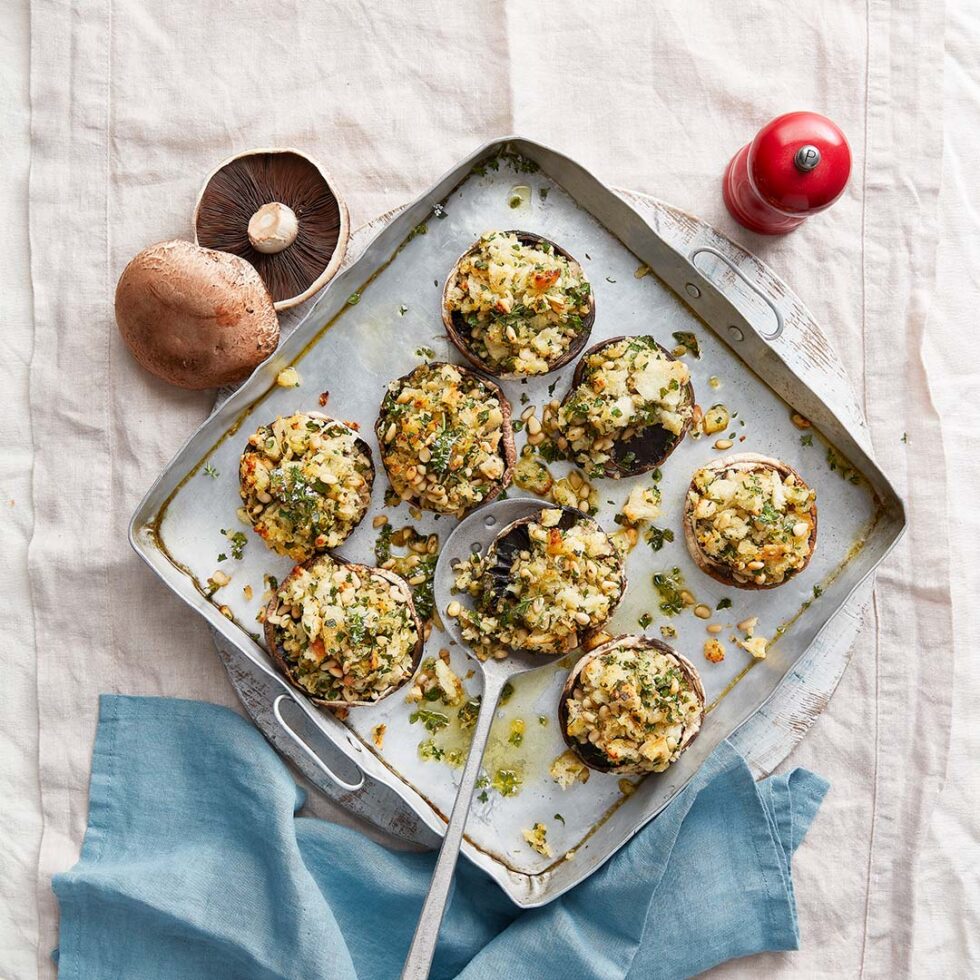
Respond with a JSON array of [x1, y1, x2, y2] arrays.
[[401, 670, 508, 979]]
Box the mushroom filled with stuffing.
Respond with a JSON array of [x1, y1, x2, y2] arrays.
[[559, 634, 705, 774], [683, 452, 818, 589]]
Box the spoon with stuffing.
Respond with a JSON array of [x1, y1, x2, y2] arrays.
[[401, 497, 625, 979]]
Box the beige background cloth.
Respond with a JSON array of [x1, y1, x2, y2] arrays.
[[1, 0, 977, 977]]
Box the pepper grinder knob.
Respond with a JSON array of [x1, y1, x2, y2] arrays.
[[723, 112, 851, 235]]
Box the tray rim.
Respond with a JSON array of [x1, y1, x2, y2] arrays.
[[130, 134, 906, 907]]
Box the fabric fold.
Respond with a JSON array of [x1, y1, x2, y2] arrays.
[[54, 696, 827, 980]]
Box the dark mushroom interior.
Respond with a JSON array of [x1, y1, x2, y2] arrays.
[[195, 150, 345, 307]]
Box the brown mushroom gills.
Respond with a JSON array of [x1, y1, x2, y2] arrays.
[[194, 149, 348, 310]]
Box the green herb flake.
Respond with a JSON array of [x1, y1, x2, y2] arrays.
[[800, 433, 814, 447], [671, 331, 701, 359], [409, 708, 450, 733], [221, 529, 248, 560], [716, 597, 733, 610], [652, 567, 686, 616], [554, 812, 565, 824], [398, 304, 408, 316], [645, 525, 674, 552], [638, 612, 653, 629], [415, 346, 435, 360], [203, 463, 219, 479], [346, 292, 361, 306], [813, 584, 824, 598]]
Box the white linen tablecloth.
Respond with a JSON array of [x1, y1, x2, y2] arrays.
[[2, 1, 977, 976]]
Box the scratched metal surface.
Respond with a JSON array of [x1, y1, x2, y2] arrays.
[[131, 138, 904, 907]]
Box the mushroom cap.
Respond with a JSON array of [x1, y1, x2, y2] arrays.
[[374, 361, 517, 517], [442, 230, 595, 378], [264, 555, 423, 709], [194, 147, 349, 310], [558, 634, 706, 774], [682, 452, 819, 590], [559, 335, 696, 478], [240, 411, 375, 559], [115, 239, 279, 390]]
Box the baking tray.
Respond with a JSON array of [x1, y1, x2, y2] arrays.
[[130, 136, 905, 907]]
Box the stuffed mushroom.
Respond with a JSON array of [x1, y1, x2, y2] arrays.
[[239, 412, 374, 561], [264, 553, 422, 707], [557, 335, 695, 479], [449, 506, 626, 659], [559, 634, 705, 774], [442, 230, 594, 377], [376, 362, 515, 517], [683, 453, 818, 589]]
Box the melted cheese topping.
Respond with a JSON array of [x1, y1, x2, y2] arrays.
[[564, 645, 702, 773], [445, 232, 591, 375], [558, 337, 692, 474], [379, 363, 509, 516], [268, 557, 418, 703], [240, 414, 372, 560], [688, 462, 816, 585], [451, 508, 624, 658]]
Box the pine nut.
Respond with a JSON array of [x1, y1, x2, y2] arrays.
[[714, 438, 733, 450], [693, 604, 711, 619]]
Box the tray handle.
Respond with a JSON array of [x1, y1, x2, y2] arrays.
[[272, 693, 366, 792], [689, 246, 784, 341]]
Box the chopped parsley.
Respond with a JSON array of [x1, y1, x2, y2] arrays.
[[346, 292, 360, 306], [800, 433, 814, 447], [409, 707, 450, 733], [638, 612, 653, 629], [220, 529, 248, 560], [414, 346, 435, 360], [203, 463, 219, 479], [716, 597, 733, 610], [645, 525, 674, 551], [554, 813, 565, 824], [652, 567, 685, 615], [671, 331, 701, 358], [398, 304, 408, 316]]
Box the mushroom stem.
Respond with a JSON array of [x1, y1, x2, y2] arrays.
[[248, 202, 299, 254]]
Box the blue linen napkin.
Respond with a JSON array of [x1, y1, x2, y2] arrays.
[[53, 695, 828, 980]]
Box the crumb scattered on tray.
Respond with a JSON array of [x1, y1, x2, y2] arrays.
[[522, 822, 552, 857], [550, 749, 590, 789], [276, 366, 301, 388]]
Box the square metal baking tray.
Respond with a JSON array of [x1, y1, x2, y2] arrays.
[[131, 137, 904, 907]]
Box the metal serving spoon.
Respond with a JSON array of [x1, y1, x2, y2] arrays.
[[400, 497, 559, 979]]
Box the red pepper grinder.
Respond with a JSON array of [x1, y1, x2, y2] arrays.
[[723, 111, 851, 235]]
